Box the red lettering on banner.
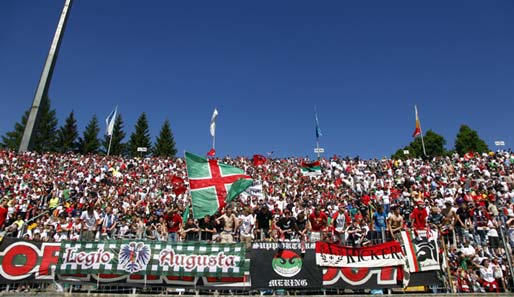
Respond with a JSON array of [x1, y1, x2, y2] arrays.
[[38, 244, 60, 278], [2, 244, 38, 279], [323, 266, 402, 287], [341, 267, 370, 282], [322, 267, 340, 281], [378, 267, 394, 282]]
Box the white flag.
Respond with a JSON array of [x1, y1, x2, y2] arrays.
[[106, 107, 117, 136], [210, 108, 218, 137]]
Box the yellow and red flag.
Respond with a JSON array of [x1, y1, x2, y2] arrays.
[[412, 105, 422, 137]]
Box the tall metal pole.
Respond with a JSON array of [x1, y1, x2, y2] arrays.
[[19, 0, 73, 153]]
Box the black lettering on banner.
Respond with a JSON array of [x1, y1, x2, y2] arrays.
[[251, 241, 321, 289]]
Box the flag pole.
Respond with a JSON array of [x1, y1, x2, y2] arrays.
[[315, 106, 322, 160], [415, 105, 427, 157], [418, 106, 427, 157], [420, 133, 427, 157], [107, 133, 113, 157], [316, 139, 320, 160]]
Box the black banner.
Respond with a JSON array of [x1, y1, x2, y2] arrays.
[[408, 271, 442, 286], [250, 241, 322, 289]]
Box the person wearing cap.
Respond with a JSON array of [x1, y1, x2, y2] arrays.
[[410, 200, 428, 237]]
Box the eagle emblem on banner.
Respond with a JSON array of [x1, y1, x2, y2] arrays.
[[118, 242, 151, 273]]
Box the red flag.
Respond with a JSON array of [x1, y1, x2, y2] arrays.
[[170, 175, 184, 185], [464, 151, 474, 160], [170, 175, 187, 196], [207, 148, 216, 157], [253, 154, 266, 166], [412, 105, 422, 137]]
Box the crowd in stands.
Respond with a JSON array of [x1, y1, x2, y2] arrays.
[[0, 149, 514, 292]]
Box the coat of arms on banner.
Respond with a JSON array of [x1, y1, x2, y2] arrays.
[[118, 242, 151, 273]]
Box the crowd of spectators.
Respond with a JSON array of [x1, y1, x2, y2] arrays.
[[0, 149, 513, 292]]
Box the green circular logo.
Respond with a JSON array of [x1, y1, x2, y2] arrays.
[[272, 250, 302, 277]]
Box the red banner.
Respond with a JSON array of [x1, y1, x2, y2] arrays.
[[316, 241, 405, 268]]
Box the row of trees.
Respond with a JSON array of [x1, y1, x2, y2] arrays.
[[0, 98, 491, 159], [1, 98, 177, 157], [391, 125, 489, 159]]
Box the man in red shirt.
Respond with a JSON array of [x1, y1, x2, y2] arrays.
[[309, 207, 328, 241], [410, 201, 428, 238], [164, 208, 183, 242], [0, 200, 8, 230]]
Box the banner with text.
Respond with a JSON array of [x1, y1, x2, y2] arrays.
[[0, 238, 60, 283], [250, 241, 322, 289], [316, 241, 405, 268], [57, 241, 248, 277], [323, 266, 404, 289]]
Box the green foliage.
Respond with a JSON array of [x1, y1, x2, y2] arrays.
[[102, 113, 126, 156], [1, 97, 58, 152], [392, 130, 446, 159], [32, 98, 59, 153], [153, 119, 177, 158], [128, 112, 152, 157], [454, 124, 489, 155], [78, 115, 101, 154], [1, 110, 28, 151], [57, 111, 79, 153]]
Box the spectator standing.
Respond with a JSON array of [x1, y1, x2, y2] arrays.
[[217, 208, 238, 243], [199, 215, 217, 242], [80, 206, 99, 241], [309, 207, 328, 242], [238, 208, 255, 248], [164, 208, 183, 242], [255, 205, 272, 240], [372, 204, 387, 243]]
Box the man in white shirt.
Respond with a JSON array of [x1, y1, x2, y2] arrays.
[[238, 208, 255, 248], [80, 206, 100, 241]]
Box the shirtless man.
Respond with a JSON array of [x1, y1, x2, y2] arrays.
[[216, 208, 238, 243], [387, 206, 403, 241]]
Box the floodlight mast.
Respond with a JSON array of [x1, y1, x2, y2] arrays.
[[19, 0, 73, 153]]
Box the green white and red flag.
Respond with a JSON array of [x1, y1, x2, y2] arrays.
[[301, 160, 322, 176], [185, 152, 253, 219]]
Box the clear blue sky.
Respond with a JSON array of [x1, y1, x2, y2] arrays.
[[1, 1, 513, 159]]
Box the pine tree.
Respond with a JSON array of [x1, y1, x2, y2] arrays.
[[1, 97, 58, 152], [455, 124, 489, 155], [1, 110, 29, 151], [153, 119, 177, 158], [78, 115, 101, 154], [32, 97, 59, 152], [102, 113, 126, 156], [57, 111, 79, 153], [128, 112, 152, 157]]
